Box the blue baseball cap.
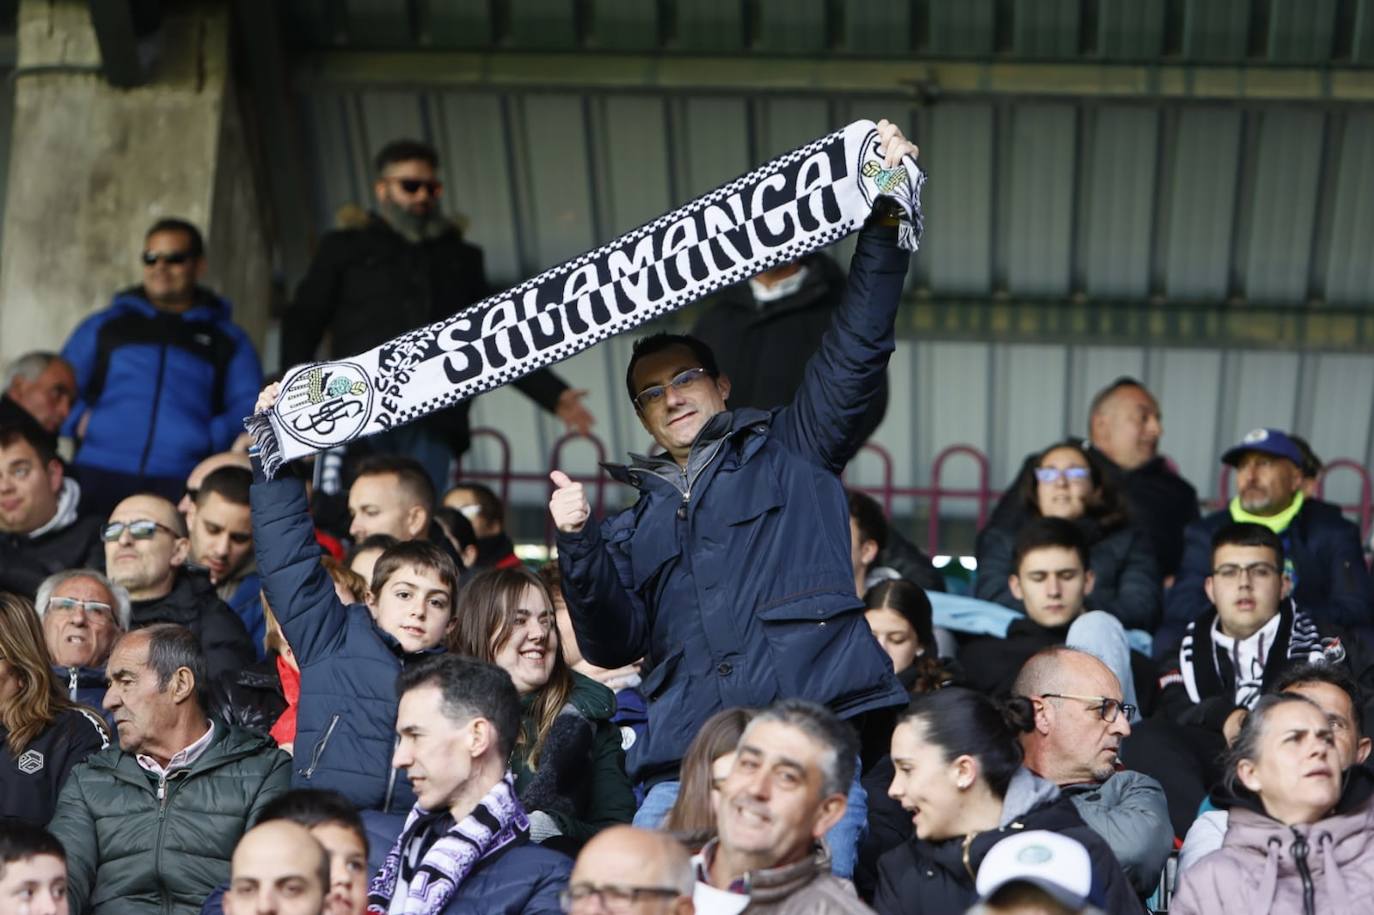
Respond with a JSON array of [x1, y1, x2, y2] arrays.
[[1221, 428, 1305, 468]]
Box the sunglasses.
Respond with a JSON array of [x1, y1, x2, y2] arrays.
[[141, 250, 195, 266], [389, 178, 442, 196], [101, 519, 180, 542]]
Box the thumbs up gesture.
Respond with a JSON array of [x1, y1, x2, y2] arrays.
[[549, 470, 591, 534]]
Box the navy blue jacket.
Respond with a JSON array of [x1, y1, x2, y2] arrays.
[[251, 470, 433, 814], [556, 226, 910, 783], [1160, 498, 1374, 655], [61, 287, 262, 479]]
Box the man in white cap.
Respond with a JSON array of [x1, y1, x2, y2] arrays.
[[969, 831, 1106, 915]]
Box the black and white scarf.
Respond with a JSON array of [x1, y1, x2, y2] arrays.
[[1178, 601, 1326, 706], [246, 119, 925, 477], [366, 771, 529, 915]]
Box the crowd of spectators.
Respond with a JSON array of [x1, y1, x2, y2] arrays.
[[6, 120, 1374, 915]]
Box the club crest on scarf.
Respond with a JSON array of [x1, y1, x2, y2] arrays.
[[248, 119, 925, 478]]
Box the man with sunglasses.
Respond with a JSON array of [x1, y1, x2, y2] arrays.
[[282, 138, 595, 492], [549, 120, 918, 879], [1014, 647, 1173, 898], [103, 492, 255, 681], [59, 217, 263, 518]]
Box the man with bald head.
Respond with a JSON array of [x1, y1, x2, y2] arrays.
[[104, 492, 254, 678], [224, 821, 330, 915], [565, 826, 694, 915], [1013, 647, 1173, 896]]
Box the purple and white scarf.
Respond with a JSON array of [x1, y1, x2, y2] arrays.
[[367, 772, 529, 915]]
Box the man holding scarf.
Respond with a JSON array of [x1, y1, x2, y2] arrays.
[[370, 653, 569, 914]]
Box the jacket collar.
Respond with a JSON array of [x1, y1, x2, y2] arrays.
[[111, 285, 231, 322], [696, 840, 830, 902], [603, 407, 774, 490]]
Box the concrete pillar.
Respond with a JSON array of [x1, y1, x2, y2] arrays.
[[0, 0, 271, 365]]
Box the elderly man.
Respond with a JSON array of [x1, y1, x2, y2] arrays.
[[1160, 427, 1373, 654], [565, 826, 693, 915], [223, 821, 330, 915], [0, 424, 103, 599], [375, 654, 569, 912], [49, 624, 291, 915], [104, 493, 255, 678], [1013, 647, 1173, 897], [37, 569, 130, 713], [188, 466, 263, 652], [1, 351, 77, 452]]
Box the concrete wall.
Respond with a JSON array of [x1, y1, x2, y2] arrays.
[[0, 0, 271, 365]]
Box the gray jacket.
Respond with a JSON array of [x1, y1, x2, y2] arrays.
[[1062, 770, 1174, 896], [693, 843, 874, 914]]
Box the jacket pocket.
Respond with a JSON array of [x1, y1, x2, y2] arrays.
[[756, 590, 890, 704], [300, 713, 341, 779], [639, 648, 684, 702]]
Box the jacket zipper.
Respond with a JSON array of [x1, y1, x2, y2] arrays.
[[303, 714, 341, 779], [155, 770, 183, 915], [383, 739, 400, 812], [1290, 829, 1315, 915], [675, 436, 728, 519], [68, 667, 78, 700], [137, 342, 168, 476]]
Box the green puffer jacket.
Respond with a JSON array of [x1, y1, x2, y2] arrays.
[[48, 721, 291, 915], [511, 671, 635, 851]]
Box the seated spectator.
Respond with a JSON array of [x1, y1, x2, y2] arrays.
[[189, 466, 264, 654], [1, 351, 76, 454], [251, 389, 460, 824], [1162, 428, 1374, 654], [695, 699, 874, 913], [1176, 660, 1373, 877], [1126, 522, 1373, 836], [346, 455, 435, 543], [430, 505, 480, 569], [848, 489, 944, 596], [977, 439, 1160, 632], [177, 451, 252, 522], [1171, 693, 1374, 915], [0, 821, 69, 915], [377, 654, 570, 912], [345, 533, 397, 598], [37, 569, 129, 714], [104, 493, 255, 679], [970, 831, 1103, 915], [661, 707, 755, 849], [49, 624, 290, 915], [959, 519, 1148, 712], [447, 567, 635, 852], [863, 579, 955, 693], [872, 688, 1137, 914], [1014, 647, 1173, 896], [444, 481, 521, 569], [1290, 433, 1324, 499], [222, 820, 329, 915], [0, 424, 103, 600], [60, 217, 263, 517], [564, 825, 694, 915], [0, 593, 108, 825]]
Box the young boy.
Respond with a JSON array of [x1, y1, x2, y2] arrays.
[[249, 384, 459, 824], [0, 822, 68, 915]]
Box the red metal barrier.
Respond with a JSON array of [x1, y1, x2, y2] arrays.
[[459, 427, 1374, 551]]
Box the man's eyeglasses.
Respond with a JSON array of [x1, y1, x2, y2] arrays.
[[559, 883, 681, 914], [1033, 466, 1091, 484], [101, 520, 180, 542], [141, 250, 195, 266], [633, 367, 710, 412], [388, 177, 443, 196], [1040, 693, 1136, 723], [47, 596, 115, 619], [1211, 562, 1279, 582]]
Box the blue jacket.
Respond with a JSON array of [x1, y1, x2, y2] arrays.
[[251, 469, 432, 814], [61, 287, 263, 479], [1159, 498, 1374, 656], [556, 226, 910, 783]]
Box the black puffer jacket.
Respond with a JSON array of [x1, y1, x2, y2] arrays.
[[0, 514, 104, 600], [48, 721, 291, 915], [130, 570, 256, 680], [1, 706, 108, 825], [209, 658, 286, 737]]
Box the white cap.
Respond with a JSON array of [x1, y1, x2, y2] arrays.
[[975, 830, 1092, 908]]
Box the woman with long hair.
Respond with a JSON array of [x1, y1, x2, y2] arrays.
[[872, 688, 1137, 914], [0, 593, 109, 824], [975, 438, 1161, 631], [1172, 693, 1374, 915], [447, 567, 635, 852], [661, 707, 755, 850], [863, 579, 955, 693]]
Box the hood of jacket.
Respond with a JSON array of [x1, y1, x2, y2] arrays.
[[109, 285, 234, 324], [1000, 766, 1063, 825], [1220, 798, 1374, 884]]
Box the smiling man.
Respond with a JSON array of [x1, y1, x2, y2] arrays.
[[1161, 427, 1373, 655]]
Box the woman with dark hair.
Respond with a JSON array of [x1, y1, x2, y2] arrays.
[[661, 707, 756, 850], [447, 566, 635, 853], [863, 580, 955, 693], [975, 438, 1161, 631], [1172, 693, 1374, 915], [872, 688, 1138, 914], [0, 593, 108, 825]]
